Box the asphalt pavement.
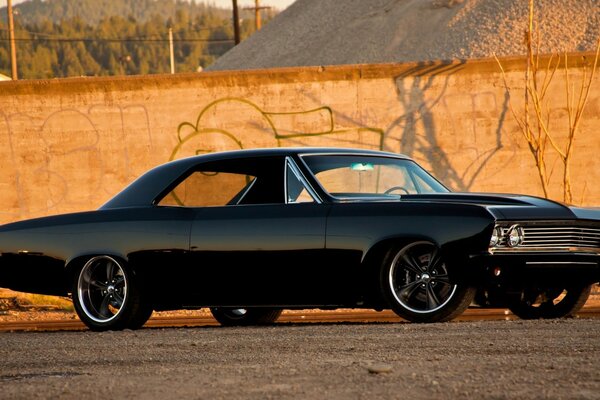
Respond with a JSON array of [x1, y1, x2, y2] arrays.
[[1, 318, 599, 399]]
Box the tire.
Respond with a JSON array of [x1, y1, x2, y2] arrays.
[[72, 255, 152, 331], [210, 307, 282, 326], [381, 241, 476, 323], [508, 284, 592, 320]]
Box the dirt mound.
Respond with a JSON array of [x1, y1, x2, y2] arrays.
[[208, 0, 599, 70]]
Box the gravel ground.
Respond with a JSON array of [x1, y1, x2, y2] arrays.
[[1, 318, 599, 399], [209, 0, 600, 70]]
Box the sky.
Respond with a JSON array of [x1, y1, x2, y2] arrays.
[[0, 0, 297, 11]]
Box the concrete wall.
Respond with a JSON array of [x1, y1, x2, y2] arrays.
[[0, 53, 599, 224]]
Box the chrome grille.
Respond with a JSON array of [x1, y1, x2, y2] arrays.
[[492, 223, 600, 253], [522, 226, 600, 249]]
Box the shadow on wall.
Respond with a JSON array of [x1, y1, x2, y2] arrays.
[[390, 61, 508, 192]]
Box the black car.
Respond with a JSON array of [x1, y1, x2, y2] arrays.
[[0, 148, 598, 330]]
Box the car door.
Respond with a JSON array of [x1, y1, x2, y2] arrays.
[[164, 156, 330, 306], [190, 201, 328, 305]]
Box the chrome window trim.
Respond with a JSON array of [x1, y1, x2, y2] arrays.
[[298, 151, 408, 160], [233, 177, 257, 205], [285, 157, 322, 204]]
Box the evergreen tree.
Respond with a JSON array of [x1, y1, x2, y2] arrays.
[[0, 0, 272, 79]]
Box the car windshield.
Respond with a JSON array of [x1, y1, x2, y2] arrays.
[[301, 154, 449, 198]]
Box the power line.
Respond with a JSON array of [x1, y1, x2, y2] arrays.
[[0, 31, 235, 43], [3, 36, 235, 43]]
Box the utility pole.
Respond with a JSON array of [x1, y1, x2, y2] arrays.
[[7, 0, 18, 80], [253, 0, 262, 31], [232, 0, 240, 45], [244, 0, 271, 31], [168, 27, 175, 74]]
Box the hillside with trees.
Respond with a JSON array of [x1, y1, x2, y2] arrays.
[[0, 0, 274, 79]]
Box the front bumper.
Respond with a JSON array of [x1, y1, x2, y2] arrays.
[[469, 251, 600, 287]]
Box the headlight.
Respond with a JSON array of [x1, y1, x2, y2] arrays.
[[489, 226, 503, 247], [506, 225, 524, 247]]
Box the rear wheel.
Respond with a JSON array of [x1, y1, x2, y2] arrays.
[[210, 307, 282, 326], [72, 255, 152, 331], [381, 241, 475, 323], [508, 285, 592, 319]]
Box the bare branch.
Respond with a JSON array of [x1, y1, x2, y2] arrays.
[[540, 54, 559, 100]]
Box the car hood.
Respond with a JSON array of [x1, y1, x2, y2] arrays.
[[402, 193, 600, 221]]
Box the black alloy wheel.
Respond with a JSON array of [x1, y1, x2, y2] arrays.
[[508, 284, 592, 319], [72, 255, 152, 331], [381, 241, 475, 323], [210, 307, 282, 326]]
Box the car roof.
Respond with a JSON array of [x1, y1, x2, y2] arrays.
[[176, 147, 406, 161], [101, 147, 410, 209]]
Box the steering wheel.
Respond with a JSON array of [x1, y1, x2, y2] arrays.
[[384, 186, 409, 195]]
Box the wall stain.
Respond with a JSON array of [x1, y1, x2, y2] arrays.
[[0, 105, 154, 222]]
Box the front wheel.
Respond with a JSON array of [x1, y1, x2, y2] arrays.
[[210, 307, 282, 326], [381, 241, 475, 323], [508, 285, 592, 319], [72, 255, 152, 331]]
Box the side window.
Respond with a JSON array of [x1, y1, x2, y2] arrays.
[[286, 160, 315, 204], [159, 171, 254, 207]]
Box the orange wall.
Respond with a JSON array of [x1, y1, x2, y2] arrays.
[[0, 53, 599, 223]]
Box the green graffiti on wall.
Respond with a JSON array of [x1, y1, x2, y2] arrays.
[[171, 97, 385, 161]]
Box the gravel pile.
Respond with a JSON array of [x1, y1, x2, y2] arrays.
[[208, 0, 600, 70]]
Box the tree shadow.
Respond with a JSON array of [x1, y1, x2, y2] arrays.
[[390, 60, 506, 191]]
